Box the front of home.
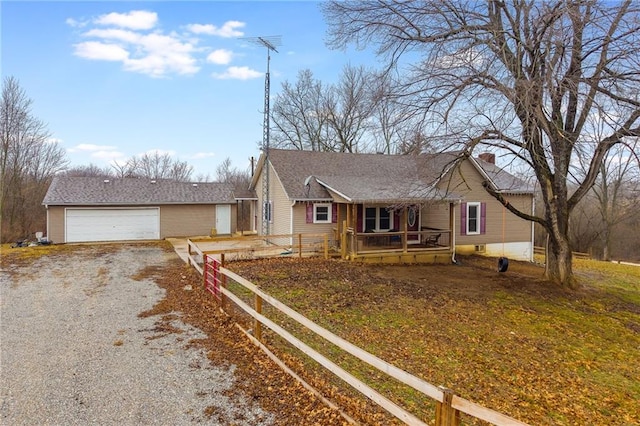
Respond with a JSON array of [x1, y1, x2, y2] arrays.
[[42, 177, 255, 243], [249, 149, 535, 262]]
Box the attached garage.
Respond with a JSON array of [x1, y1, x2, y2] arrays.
[[65, 208, 160, 242]]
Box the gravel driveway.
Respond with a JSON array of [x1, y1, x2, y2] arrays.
[[0, 245, 273, 425]]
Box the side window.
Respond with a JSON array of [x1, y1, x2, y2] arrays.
[[467, 202, 481, 235], [313, 203, 331, 223]]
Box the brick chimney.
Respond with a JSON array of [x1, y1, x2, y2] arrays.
[[478, 153, 495, 164]]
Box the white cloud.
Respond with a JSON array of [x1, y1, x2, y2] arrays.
[[94, 10, 158, 30], [69, 143, 118, 152], [74, 41, 129, 61], [212, 66, 262, 80], [66, 18, 85, 28], [83, 28, 141, 44], [93, 150, 125, 160], [190, 152, 216, 159], [46, 138, 63, 145], [186, 21, 245, 37], [206, 49, 233, 65], [75, 24, 199, 77]]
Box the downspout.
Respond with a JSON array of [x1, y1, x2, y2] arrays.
[[452, 200, 459, 264], [290, 199, 296, 247]]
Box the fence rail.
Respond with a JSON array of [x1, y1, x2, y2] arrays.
[[193, 242, 529, 426], [533, 246, 590, 259]]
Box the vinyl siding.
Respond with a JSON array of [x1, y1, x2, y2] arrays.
[[255, 161, 292, 244], [421, 202, 451, 230], [160, 204, 218, 238], [292, 202, 336, 237], [438, 160, 533, 245], [46, 206, 65, 243]]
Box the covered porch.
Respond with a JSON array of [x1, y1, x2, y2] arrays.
[[333, 202, 456, 264]]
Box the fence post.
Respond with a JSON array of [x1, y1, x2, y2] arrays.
[[220, 253, 226, 309], [341, 221, 347, 259], [203, 254, 208, 289], [298, 233, 303, 258], [254, 294, 262, 341], [435, 387, 460, 426], [324, 234, 329, 259]]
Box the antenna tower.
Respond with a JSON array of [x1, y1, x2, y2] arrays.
[[245, 35, 281, 237]]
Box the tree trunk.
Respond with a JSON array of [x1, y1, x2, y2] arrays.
[[542, 188, 579, 288], [545, 229, 578, 289]]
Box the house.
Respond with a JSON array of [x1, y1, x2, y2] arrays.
[[42, 176, 256, 243], [249, 149, 535, 262]]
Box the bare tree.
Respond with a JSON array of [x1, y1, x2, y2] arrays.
[[573, 141, 640, 260], [61, 163, 113, 177], [271, 64, 378, 152], [324, 64, 377, 152], [112, 151, 193, 181], [1, 76, 67, 242], [271, 69, 333, 151], [324, 1, 640, 287], [215, 157, 250, 188]]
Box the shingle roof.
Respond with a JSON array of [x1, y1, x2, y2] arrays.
[[257, 149, 532, 203], [42, 177, 237, 205], [473, 157, 535, 194], [263, 149, 462, 203]]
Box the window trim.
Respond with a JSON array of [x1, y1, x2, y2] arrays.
[[363, 206, 394, 231], [466, 202, 481, 235], [313, 203, 332, 224]]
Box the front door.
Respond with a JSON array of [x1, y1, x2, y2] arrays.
[[215, 205, 231, 234]]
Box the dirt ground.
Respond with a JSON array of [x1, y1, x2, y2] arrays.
[[5, 243, 636, 425]]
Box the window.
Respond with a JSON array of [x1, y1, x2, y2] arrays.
[[364, 207, 394, 231], [313, 203, 331, 223], [467, 202, 481, 235], [263, 201, 272, 223], [407, 207, 417, 227]]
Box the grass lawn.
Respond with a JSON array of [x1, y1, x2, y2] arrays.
[[228, 255, 640, 425]]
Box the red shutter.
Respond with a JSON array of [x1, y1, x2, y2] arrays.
[[393, 210, 400, 230], [460, 202, 467, 236], [356, 205, 363, 232], [480, 202, 486, 234], [306, 203, 313, 223], [332, 203, 338, 223]]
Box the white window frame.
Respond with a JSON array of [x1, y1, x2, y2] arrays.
[[363, 206, 394, 231], [466, 202, 481, 235], [313, 203, 332, 224], [263, 200, 273, 223]]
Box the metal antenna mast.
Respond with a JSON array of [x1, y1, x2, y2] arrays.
[[245, 35, 281, 237]]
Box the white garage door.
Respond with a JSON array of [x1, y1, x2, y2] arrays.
[[66, 208, 160, 243]]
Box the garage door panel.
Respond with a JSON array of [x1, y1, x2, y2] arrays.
[[66, 208, 160, 242]]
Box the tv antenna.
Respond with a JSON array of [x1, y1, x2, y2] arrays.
[[244, 36, 281, 237]]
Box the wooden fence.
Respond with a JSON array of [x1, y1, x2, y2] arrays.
[[187, 240, 529, 426], [533, 246, 590, 259]]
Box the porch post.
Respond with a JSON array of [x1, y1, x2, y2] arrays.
[[402, 207, 408, 253], [449, 202, 455, 253]]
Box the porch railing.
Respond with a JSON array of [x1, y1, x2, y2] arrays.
[[340, 223, 452, 258]]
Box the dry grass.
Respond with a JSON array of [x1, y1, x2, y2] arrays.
[[228, 256, 640, 425]]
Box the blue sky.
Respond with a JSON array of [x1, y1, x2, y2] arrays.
[[1, 1, 378, 179]]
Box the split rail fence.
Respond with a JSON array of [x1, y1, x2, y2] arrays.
[[188, 239, 529, 426]]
